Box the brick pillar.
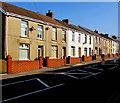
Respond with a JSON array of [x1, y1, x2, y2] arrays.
[[7, 55, 12, 74], [46, 57, 50, 67], [38, 57, 43, 69]]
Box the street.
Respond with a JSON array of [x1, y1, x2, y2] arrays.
[[1, 58, 120, 103]]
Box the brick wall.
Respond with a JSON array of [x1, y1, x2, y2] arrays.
[[67, 56, 82, 64], [46, 57, 66, 68], [83, 56, 92, 61], [7, 55, 42, 73]]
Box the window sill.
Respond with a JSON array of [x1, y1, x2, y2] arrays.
[[37, 38, 43, 41], [61, 41, 66, 43], [51, 40, 57, 42], [20, 36, 29, 39]]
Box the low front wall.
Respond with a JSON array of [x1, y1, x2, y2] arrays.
[[46, 57, 66, 68], [7, 55, 42, 73], [84, 56, 92, 61], [67, 57, 82, 64], [0, 59, 7, 73]]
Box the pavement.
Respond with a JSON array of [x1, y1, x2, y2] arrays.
[[0, 57, 119, 80]]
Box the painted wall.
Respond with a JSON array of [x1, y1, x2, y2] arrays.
[[67, 30, 93, 57], [7, 16, 67, 60]]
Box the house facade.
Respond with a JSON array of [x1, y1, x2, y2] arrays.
[[0, 2, 120, 74], [0, 2, 67, 60]]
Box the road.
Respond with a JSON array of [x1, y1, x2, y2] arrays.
[[1, 58, 120, 103]]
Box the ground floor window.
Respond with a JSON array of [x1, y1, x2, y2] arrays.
[[51, 46, 58, 58], [19, 43, 30, 60], [78, 47, 81, 57], [71, 46, 75, 56], [84, 47, 87, 56], [62, 47, 66, 58], [38, 46, 43, 57], [89, 48, 91, 56]]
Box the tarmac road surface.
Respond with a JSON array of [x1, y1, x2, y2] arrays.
[[1, 58, 120, 103]]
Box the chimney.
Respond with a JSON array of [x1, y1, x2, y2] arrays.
[[46, 10, 54, 19], [62, 19, 70, 24], [105, 34, 109, 37], [94, 30, 98, 33]]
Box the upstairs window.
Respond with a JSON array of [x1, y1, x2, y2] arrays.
[[85, 34, 87, 43], [37, 25, 43, 40], [52, 27, 57, 40], [89, 36, 91, 44], [62, 30, 66, 42], [72, 32, 75, 41], [21, 21, 28, 37], [78, 34, 81, 43]]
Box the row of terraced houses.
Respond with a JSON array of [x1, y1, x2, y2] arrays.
[[0, 2, 120, 73]]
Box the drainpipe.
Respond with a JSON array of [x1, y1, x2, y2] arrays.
[[5, 15, 8, 58]]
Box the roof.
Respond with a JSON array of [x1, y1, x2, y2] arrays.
[[56, 19, 89, 34], [0, 1, 65, 27]]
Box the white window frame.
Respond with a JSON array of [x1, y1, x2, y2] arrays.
[[51, 46, 58, 58], [52, 27, 57, 40], [78, 34, 81, 43], [71, 46, 75, 56], [19, 43, 30, 60], [62, 30, 66, 41], [72, 32, 75, 41], [21, 20, 28, 37], [37, 25, 43, 40], [38, 46, 43, 57]]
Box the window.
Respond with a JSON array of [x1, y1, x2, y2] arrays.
[[51, 46, 58, 58], [62, 47, 66, 57], [99, 38, 101, 44], [21, 21, 28, 37], [19, 43, 29, 60], [78, 47, 81, 57], [95, 37, 98, 44], [89, 36, 91, 44], [37, 25, 43, 40], [89, 48, 91, 56], [52, 27, 57, 40], [84, 48, 87, 56], [71, 46, 75, 56], [38, 46, 43, 57], [78, 34, 81, 43], [95, 47, 98, 55], [62, 30, 66, 42], [85, 34, 87, 43], [72, 32, 75, 41]]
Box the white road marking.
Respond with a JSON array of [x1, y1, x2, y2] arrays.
[[1, 83, 65, 103], [62, 74, 79, 79], [1, 78, 38, 87], [36, 78, 49, 87]]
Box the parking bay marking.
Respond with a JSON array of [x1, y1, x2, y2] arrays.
[[1, 83, 65, 103]]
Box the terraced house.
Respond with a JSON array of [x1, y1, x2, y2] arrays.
[[0, 2, 120, 74], [0, 2, 67, 60]]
